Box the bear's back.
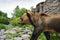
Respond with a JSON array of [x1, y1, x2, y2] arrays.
[[45, 14, 60, 33]]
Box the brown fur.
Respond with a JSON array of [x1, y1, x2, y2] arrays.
[[19, 10, 60, 40], [44, 14, 60, 33]]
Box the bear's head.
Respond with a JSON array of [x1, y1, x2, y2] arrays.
[[18, 10, 34, 25], [19, 10, 48, 26]]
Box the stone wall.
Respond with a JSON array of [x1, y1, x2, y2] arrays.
[[35, 0, 60, 14]]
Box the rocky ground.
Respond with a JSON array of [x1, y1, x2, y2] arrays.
[[0, 27, 32, 40]]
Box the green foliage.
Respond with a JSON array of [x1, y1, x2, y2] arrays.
[[50, 33, 60, 40], [0, 11, 7, 17], [22, 25, 34, 31], [19, 24, 34, 31], [13, 5, 27, 18], [0, 16, 9, 24], [11, 17, 20, 26], [0, 24, 7, 30], [38, 33, 46, 40], [19, 8, 27, 17], [13, 6, 20, 18], [0, 11, 9, 25]]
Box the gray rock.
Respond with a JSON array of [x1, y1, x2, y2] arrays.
[[0, 27, 32, 40], [6, 38, 12, 40], [4, 29, 16, 34], [14, 37, 23, 40], [0, 29, 5, 36], [0, 36, 5, 40], [21, 34, 30, 39], [34, 0, 60, 14]]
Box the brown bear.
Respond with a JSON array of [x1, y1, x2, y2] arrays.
[[19, 10, 60, 40]]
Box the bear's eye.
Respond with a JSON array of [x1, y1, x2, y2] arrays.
[[21, 18, 23, 21]]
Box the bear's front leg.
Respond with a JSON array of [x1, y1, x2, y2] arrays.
[[30, 27, 44, 40], [44, 32, 51, 40]]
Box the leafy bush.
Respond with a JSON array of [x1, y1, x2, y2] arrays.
[[0, 11, 9, 25], [21, 25, 34, 31], [11, 17, 20, 26], [0, 16, 9, 25], [0, 24, 7, 30], [38, 33, 46, 40]]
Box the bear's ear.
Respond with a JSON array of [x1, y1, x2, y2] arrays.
[[27, 13, 31, 18], [40, 13, 48, 16]]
